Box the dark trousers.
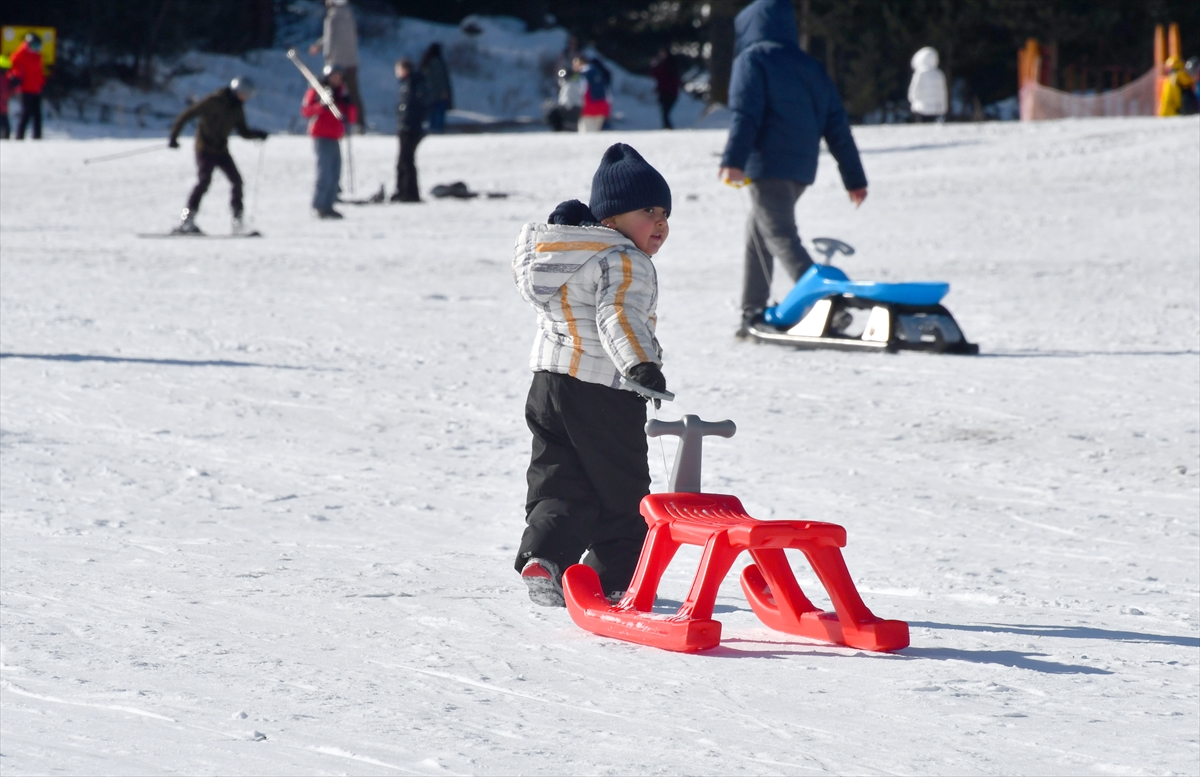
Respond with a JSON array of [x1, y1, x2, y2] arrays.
[[394, 130, 422, 202], [312, 137, 341, 212], [342, 66, 367, 131], [742, 178, 813, 315], [0, 114, 9, 139], [16, 93, 42, 139], [516, 371, 650, 594], [187, 150, 243, 215], [658, 92, 677, 130]]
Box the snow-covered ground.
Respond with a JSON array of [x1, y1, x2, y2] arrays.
[[1, 117, 1198, 775], [38, 9, 707, 139]]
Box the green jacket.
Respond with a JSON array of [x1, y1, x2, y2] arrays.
[[170, 88, 265, 153]]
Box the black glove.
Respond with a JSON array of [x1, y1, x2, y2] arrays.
[[548, 199, 600, 226], [168, 137, 179, 149], [628, 362, 667, 408], [252, 130, 269, 140]]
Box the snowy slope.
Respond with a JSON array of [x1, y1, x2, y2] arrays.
[[37, 8, 707, 139], [1, 118, 1198, 775]]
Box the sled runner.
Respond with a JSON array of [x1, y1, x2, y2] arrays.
[[561, 415, 909, 653], [746, 238, 978, 354]]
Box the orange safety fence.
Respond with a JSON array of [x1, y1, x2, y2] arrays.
[[1020, 69, 1158, 120], [1019, 23, 1182, 121]]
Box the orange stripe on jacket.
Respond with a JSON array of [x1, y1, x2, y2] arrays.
[[560, 285, 583, 377], [614, 252, 650, 365], [535, 241, 613, 253]]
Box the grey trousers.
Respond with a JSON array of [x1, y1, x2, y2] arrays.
[[742, 178, 814, 315], [313, 137, 342, 212]]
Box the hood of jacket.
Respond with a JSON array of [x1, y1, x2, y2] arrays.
[[513, 223, 638, 305], [911, 47, 939, 72], [734, 0, 799, 55]]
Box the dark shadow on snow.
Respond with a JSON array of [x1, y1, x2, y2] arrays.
[[910, 621, 1199, 648], [856, 140, 983, 155], [0, 352, 326, 370], [979, 349, 1197, 359], [897, 646, 1112, 674], [651, 598, 746, 616]]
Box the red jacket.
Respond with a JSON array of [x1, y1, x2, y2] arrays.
[[10, 42, 45, 95], [302, 84, 355, 139]]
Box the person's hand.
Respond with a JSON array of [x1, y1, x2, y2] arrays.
[[719, 166, 745, 186], [308, 42, 321, 55], [254, 130, 269, 141], [848, 188, 868, 208], [168, 137, 179, 149], [628, 362, 667, 407]]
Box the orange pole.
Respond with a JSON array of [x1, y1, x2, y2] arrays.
[[1168, 22, 1181, 61], [1154, 25, 1165, 116]]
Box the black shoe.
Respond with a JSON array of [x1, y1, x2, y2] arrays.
[[313, 208, 343, 220]]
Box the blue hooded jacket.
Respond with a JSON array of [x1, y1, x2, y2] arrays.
[[720, 0, 867, 190]]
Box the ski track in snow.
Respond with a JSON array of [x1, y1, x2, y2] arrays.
[[1, 118, 1198, 775]]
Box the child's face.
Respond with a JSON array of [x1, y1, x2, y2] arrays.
[[602, 206, 670, 256]]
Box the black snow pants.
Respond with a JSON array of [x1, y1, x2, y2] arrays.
[[516, 371, 651, 595], [187, 150, 243, 215], [16, 93, 42, 139], [393, 130, 422, 202]]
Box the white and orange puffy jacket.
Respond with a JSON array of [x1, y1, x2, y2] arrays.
[[513, 222, 662, 389]]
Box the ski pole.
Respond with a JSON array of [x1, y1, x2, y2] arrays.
[[344, 130, 355, 195], [248, 140, 266, 228], [83, 143, 170, 165]]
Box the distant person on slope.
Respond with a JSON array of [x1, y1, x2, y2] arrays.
[[168, 77, 269, 235], [391, 58, 426, 203], [577, 56, 612, 132], [718, 0, 867, 338], [0, 55, 14, 140], [650, 47, 682, 130], [309, 0, 366, 133], [302, 65, 357, 220], [11, 32, 47, 140], [420, 43, 453, 134], [512, 143, 672, 607], [1159, 56, 1198, 117], [908, 46, 948, 122]]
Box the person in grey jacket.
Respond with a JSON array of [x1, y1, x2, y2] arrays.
[[718, 0, 868, 337], [309, 0, 366, 132]]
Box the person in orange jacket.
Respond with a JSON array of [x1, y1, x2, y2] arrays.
[[301, 64, 357, 219], [10, 32, 47, 140]]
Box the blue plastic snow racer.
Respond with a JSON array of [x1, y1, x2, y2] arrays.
[[745, 238, 979, 354]]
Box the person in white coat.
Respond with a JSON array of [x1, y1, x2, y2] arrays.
[[908, 46, 947, 122]]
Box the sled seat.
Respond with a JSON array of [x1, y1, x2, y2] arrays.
[[764, 264, 950, 328], [561, 416, 909, 653]]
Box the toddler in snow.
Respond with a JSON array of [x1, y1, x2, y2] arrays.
[[511, 143, 672, 607]]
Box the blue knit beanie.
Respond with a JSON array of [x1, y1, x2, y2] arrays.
[[589, 143, 672, 221]]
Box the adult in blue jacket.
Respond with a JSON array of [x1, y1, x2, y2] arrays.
[[718, 0, 868, 336]]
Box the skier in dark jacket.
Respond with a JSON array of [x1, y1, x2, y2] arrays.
[[718, 0, 868, 337], [168, 78, 268, 234], [391, 58, 427, 203]]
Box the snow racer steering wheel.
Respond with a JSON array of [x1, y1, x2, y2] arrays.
[[811, 237, 855, 265]]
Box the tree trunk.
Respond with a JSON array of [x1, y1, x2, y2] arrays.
[[707, 0, 737, 105]]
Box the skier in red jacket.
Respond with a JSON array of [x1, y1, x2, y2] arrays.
[[301, 64, 357, 219], [10, 32, 47, 140]]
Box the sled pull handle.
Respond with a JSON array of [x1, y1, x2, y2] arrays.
[[646, 415, 736, 494], [811, 237, 855, 265]]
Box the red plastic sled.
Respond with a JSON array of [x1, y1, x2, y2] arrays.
[[561, 416, 909, 654]]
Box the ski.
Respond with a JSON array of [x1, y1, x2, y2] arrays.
[[138, 231, 262, 239]]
